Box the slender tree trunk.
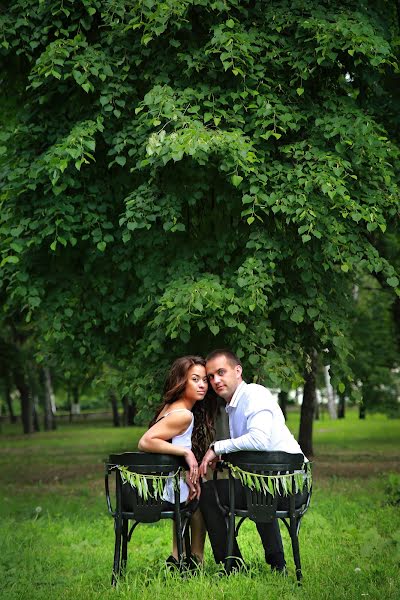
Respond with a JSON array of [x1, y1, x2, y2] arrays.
[[314, 391, 320, 420], [109, 391, 120, 427], [43, 367, 57, 430], [299, 352, 317, 457], [32, 394, 40, 432], [5, 379, 17, 424], [122, 395, 129, 426], [128, 400, 136, 425], [278, 390, 288, 420], [215, 398, 229, 441], [70, 386, 80, 420], [359, 403, 366, 419], [122, 395, 136, 426], [14, 369, 33, 434], [337, 394, 346, 419], [67, 385, 72, 423], [324, 365, 337, 419], [393, 295, 400, 353], [27, 365, 40, 432]]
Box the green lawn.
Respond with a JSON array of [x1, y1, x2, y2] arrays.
[[0, 410, 399, 600]]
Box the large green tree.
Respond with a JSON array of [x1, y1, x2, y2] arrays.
[[1, 1, 399, 447]]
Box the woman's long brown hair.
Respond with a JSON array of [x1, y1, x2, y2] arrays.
[[149, 355, 217, 461]]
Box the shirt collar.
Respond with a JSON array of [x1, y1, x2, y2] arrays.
[[226, 380, 246, 410]]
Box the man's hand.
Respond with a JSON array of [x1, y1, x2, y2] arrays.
[[199, 447, 218, 477]]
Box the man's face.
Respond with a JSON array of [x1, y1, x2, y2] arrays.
[[206, 355, 243, 403]]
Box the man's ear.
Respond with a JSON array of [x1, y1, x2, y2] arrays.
[[235, 365, 243, 379]]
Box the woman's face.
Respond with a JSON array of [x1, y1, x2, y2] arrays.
[[184, 364, 208, 402]]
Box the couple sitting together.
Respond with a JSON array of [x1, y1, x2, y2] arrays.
[[138, 349, 306, 574]]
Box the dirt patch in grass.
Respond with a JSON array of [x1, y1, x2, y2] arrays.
[[0, 462, 102, 486], [313, 453, 400, 479]]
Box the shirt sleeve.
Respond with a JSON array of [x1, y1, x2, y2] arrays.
[[214, 408, 273, 454]]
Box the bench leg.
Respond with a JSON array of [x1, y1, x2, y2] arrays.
[[121, 519, 128, 574], [175, 507, 184, 565], [225, 476, 236, 574], [290, 514, 302, 582], [111, 515, 122, 586], [183, 518, 191, 558]]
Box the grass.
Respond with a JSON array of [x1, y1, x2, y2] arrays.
[[0, 409, 399, 600]]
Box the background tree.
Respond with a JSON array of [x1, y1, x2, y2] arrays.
[[1, 1, 399, 449], [349, 278, 400, 418]]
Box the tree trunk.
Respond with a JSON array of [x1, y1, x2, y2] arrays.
[[324, 365, 337, 419], [215, 398, 229, 441], [122, 395, 136, 426], [337, 394, 346, 419], [5, 379, 17, 424], [14, 369, 33, 434], [67, 385, 72, 422], [359, 403, 366, 419], [298, 352, 317, 457], [109, 391, 120, 427], [278, 390, 288, 420], [393, 295, 400, 353], [314, 391, 320, 420], [32, 394, 40, 432], [127, 400, 136, 425], [122, 395, 128, 426], [26, 364, 41, 432], [70, 386, 80, 421], [43, 367, 57, 430]]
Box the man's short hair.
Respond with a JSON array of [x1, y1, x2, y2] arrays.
[[206, 349, 242, 367]]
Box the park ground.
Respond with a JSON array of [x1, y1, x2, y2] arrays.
[[0, 409, 399, 600]]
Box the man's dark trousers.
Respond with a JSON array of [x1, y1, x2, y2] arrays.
[[200, 479, 286, 569]]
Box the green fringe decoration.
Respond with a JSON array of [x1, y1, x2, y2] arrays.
[[115, 465, 183, 500], [226, 462, 312, 497]]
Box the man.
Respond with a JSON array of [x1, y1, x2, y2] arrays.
[[199, 349, 306, 573]]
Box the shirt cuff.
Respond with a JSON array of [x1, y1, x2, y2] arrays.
[[213, 440, 224, 455]]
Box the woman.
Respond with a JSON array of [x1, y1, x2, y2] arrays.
[[138, 355, 216, 569]]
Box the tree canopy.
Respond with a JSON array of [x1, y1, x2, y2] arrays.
[[1, 0, 399, 422]]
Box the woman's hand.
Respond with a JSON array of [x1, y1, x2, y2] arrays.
[[185, 473, 201, 501], [183, 449, 199, 485]]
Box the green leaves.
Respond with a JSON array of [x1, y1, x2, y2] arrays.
[[231, 174, 243, 187], [209, 324, 220, 336], [228, 463, 310, 496], [115, 156, 126, 167], [291, 306, 305, 324], [387, 277, 399, 288], [1, 255, 20, 267], [117, 465, 183, 501], [0, 0, 399, 414]]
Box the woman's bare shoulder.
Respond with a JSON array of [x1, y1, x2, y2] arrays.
[[158, 406, 192, 423]]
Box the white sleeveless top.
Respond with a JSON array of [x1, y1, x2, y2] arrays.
[[157, 409, 194, 503]]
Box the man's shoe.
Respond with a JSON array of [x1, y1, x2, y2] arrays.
[[222, 557, 248, 574], [185, 554, 203, 574], [165, 555, 181, 571], [271, 564, 288, 576]]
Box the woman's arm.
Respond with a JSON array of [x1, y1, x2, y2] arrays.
[[138, 411, 198, 482]]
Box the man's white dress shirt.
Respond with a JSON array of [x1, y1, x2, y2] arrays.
[[213, 381, 306, 458]]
